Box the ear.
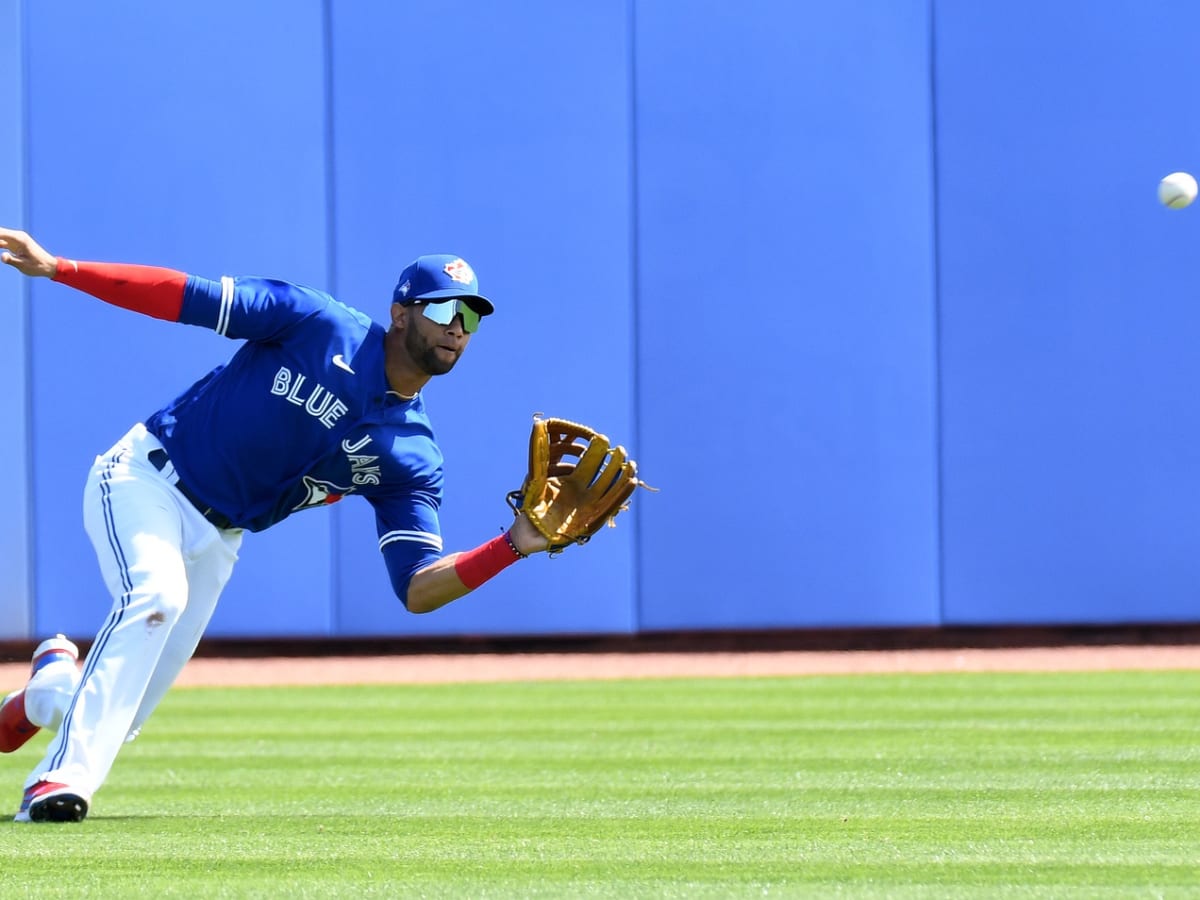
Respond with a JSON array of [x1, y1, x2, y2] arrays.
[[390, 302, 408, 329]]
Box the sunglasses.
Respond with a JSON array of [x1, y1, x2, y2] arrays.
[[412, 299, 481, 334]]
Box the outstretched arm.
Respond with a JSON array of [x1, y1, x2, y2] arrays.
[[405, 512, 551, 614], [0, 227, 186, 321]]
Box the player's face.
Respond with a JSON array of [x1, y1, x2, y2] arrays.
[[404, 304, 472, 375]]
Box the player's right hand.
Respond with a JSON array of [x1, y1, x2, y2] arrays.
[[0, 228, 58, 278]]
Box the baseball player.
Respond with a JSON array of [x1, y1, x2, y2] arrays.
[[0, 226, 552, 823]]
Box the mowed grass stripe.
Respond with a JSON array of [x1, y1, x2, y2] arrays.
[[0, 671, 1197, 897]]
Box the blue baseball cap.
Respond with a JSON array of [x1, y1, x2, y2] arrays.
[[392, 254, 494, 316]]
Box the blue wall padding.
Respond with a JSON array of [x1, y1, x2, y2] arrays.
[[935, 2, 1200, 624], [634, 0, 940, 629]]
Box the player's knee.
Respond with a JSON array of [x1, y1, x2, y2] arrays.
[[127, 572, 189, 625], [140, 591, 188, 631]]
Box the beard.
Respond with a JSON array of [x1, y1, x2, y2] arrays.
[[405, 326, 459, 375]]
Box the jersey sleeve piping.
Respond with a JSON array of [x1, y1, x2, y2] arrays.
[[216, 275, 234, 335], [379, 529, 444, 552]]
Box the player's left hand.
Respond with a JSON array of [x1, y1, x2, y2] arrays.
[[0, 228, 59, 278], [509, 511, 551, 556]]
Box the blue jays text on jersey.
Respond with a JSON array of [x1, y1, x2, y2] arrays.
[[144, 275, 444, 603]]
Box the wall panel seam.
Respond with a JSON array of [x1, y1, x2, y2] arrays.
[[929, 0, 947, 625]]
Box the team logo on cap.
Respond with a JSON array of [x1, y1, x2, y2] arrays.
[[444, 258, 475, 285], [397, 280, 411, 297]]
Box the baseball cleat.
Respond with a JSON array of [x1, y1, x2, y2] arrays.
[[0, 635, 79, 753], [13, 780, 89, 823]]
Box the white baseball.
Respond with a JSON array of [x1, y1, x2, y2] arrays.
[[1158, 171, 1198, 209]]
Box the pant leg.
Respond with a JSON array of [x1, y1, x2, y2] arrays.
[[127, 526, 242, 739], [26, 424, 233, 798]]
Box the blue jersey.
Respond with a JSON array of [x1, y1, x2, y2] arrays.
[[144, 274, 443, 603]]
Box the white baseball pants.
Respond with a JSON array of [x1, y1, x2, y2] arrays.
[[26, 423, 242, 799]]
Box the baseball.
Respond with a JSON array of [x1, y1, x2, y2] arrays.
[[1158, 171, 1197, 209]]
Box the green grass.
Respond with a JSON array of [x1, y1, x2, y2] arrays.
[[1, 671, 1199, 897]]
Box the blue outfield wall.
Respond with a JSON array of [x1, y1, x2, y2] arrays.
[[634, 0, 940, 629], [935, 2, 1200, 625], [9, 0, 1200, 639]]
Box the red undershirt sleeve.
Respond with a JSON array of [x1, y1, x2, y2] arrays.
[[52, 257, 187, 322]]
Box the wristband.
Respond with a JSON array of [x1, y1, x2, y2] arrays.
[[454, 530, 525, 590], [503, 530, 528, 559]]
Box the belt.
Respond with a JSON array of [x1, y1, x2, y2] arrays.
[[147, 448, 236, 530]]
